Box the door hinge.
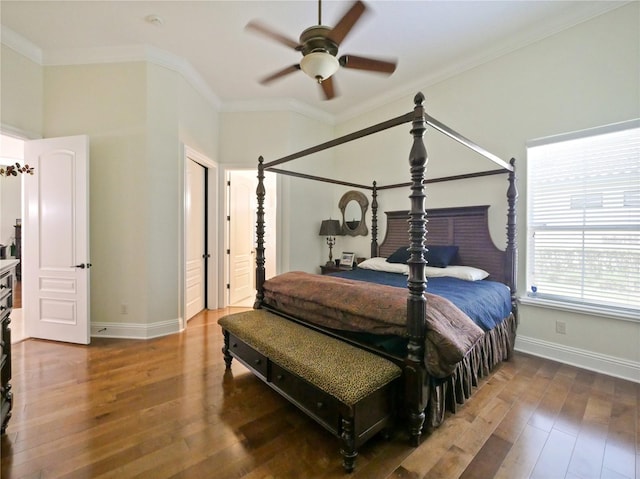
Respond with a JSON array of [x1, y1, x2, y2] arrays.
[[226, 283, 230, 289], [227, 180, 231, 186], [227, 215, 230, 221]]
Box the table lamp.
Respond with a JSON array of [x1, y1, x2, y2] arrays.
[[319, 219, 342, 266]]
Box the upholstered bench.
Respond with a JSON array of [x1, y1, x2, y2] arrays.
[[218, 309, 402, 472]]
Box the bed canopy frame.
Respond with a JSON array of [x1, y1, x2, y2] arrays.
[[253, 92, 518, 444]]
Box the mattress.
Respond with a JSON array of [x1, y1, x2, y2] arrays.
[[329, 267, 512, 331]]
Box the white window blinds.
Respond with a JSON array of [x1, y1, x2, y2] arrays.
[[527, 120, 640, 314]]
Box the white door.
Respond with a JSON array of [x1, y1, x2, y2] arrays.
[[228, 171, 255, 305], [23, 135, 90, 344], [185, 159, 205, 320]]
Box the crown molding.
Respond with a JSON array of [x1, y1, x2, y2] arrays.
[[2, 1, 628, 126], [0, 122, 41, 141], [43, 44, 222, 110], [220, 97, 335, 125], [0, 26, 327, 123], [335, 1, 630, 123], [1, 26, 221, 111], [1, 25, 42, 64]]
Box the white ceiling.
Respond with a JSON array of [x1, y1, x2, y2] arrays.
[[0, 0, 627, 120]]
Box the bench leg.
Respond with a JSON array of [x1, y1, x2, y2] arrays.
[[221, 330, 233, 369], [340, 416, 357, 473]]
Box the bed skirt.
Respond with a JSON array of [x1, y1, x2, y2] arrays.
[[425, 312, 517, 430]]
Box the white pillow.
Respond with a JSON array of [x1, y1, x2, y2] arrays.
[[358, 257, 409, 275], [425, 265, 489, 281], [358, 258, 488, 281]]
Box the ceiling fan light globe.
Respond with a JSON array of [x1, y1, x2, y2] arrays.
[[300, 52, 340, 83]]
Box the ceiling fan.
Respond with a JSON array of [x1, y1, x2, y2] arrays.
[[246, 0, 397, 100]]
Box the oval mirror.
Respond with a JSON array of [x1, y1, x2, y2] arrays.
[[339, 190, 369, 237], [344, 200, 361, 230]]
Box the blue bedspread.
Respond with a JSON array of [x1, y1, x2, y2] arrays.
[[329, 268, 511, 331]]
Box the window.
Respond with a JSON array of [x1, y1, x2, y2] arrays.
[[526, 120, 640, 316]]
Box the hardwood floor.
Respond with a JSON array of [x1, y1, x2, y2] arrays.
[[1, 308, 638, 479], [13, 280, 21, 309]]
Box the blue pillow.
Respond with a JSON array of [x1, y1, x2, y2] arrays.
[[386, 245, 458, 268], [426, 245, 459, 267], [386, 246, 410, 264]]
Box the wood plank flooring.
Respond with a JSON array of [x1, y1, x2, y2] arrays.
[[1, 308, 638, 479], [13, 280, 21, 309]]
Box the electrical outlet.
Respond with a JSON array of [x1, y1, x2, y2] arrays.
[[556, 320, 566, 335], [120, 303, 128, 315]]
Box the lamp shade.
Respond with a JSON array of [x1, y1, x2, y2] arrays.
[[319, 219, 342, 236], [300, 52, 340, 83]]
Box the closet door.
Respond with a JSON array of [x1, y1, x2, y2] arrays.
[[185, 159, 206, 320]]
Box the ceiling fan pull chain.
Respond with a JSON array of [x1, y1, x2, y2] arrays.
[[318, 0, 322, 25]]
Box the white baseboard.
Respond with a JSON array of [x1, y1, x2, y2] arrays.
[[91, 318, 181, 340], [515, 335, 640, 384]]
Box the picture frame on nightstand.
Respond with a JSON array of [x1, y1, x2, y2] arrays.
[[339, 252, 355, 269]]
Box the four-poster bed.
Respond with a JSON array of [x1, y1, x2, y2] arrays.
[[219, 92, 518, 471]]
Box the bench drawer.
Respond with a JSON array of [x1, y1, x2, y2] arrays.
[[227, 333, 268, 379], [270, 362, 342, 435]]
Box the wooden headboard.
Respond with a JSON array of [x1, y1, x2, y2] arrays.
[[378, 206, 509, 284]]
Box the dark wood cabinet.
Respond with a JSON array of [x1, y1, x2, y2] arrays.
[[0, 264, 14, 434], [320, 265, 352, 275], [320, 258, 366, 274], [14, 225, 21, 281]]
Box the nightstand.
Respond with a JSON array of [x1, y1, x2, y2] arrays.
[[320, 265, 350, 275]]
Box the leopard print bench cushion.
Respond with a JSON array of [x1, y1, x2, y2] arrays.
[[218, 309, 402, 406]]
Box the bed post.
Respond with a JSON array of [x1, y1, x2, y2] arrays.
[[370, 181, 379, 258], [405, 92, 429, 446], [506, 157, 518, 314], [254, 156, 266, 309]]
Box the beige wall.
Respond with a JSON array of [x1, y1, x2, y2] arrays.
[[0, 45, 43, 250], [218, 109, 335, 272], [332, 2, 640, 380], [0, 44, 43, 137], [40, 61, 219, 335], [43, 62, 151, 330], [178, 78, 218, 161]]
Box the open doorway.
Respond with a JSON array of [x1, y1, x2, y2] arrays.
[[0, 133, 26, 342], [226, 169, 276, 307]]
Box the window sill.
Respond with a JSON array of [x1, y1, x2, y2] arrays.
[[518, 296, 639, 323]]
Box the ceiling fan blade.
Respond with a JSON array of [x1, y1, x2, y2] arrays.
[[260, 64, 301, 84], [320, 76, 337, 100], [327, 0, 367, 45], [246, 20, 301, 50], [339, 54, 397, 74]]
